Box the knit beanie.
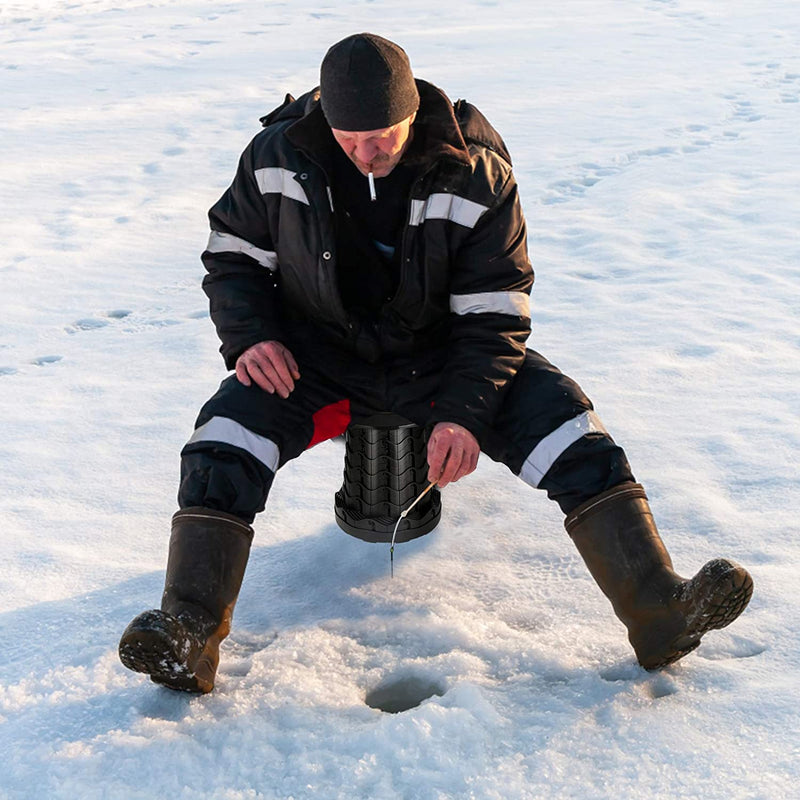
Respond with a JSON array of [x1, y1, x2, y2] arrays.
[[320, 33, 420, 131]]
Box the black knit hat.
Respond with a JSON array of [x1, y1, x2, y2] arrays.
[[320, 33, 420, 131]]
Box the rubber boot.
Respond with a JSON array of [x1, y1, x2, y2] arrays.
[[118, 507, 253, 693], [565, 483, 753, 669]]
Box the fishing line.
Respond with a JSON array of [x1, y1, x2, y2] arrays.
[[390, 480, 438, 577]]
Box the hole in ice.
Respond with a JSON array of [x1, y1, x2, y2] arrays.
[[365, 675, 446, 714]]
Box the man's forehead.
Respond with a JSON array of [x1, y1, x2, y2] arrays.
[[331, 124, 398, 138], [330, 112, 415, 139]]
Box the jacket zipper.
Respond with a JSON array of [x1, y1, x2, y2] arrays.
[[294, 163, 355, 340]]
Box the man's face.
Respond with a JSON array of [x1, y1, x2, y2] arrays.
[[331, 112, 416, 178]]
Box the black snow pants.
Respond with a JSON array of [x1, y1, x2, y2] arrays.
[[179, 346, 634, 523]]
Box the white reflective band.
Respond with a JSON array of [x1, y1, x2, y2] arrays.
[[409, 193, 489, 228], [519, 411, 608, 488], [450, 291, 530, 318], [206, 231, 278, 271], [254, 167, 309, 205], [187, 416, 280, 473]]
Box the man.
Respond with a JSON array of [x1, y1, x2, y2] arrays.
[[119, 33, 753, 693]]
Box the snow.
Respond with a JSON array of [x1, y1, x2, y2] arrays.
[[1, 0, 799, 797]]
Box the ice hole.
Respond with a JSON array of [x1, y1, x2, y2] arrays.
[[365, 675, 446, 714]]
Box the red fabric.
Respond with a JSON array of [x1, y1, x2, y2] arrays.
[[307, 398, 351, 449]]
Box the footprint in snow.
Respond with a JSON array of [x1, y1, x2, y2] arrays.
[[65, 310, 133, 334], [67, 318, 110, 333], [645, 675, 679, 699], [31, 355, 63, 366], [599, 662, 641, 683], [696, 634, 766, 661], [729, 98, 764, 123], [676, 344, 716, 358], [600, 663, 678, 699]]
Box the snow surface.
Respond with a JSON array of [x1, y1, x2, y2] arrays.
[[1, 0, 799, 798]]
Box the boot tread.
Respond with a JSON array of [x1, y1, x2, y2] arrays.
[[643, 560, 754, 670], [118, 609, 211, 693]]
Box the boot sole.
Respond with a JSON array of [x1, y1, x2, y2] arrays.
[[644, 559, 754, 670], [118, 610, 212, 693]]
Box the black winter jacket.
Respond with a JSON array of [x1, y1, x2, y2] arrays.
[[201, 80, 534, 441]]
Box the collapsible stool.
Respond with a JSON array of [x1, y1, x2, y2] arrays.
[[334, 414, 442, 543]]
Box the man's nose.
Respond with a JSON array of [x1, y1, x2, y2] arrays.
[[353, 141, 379, 164]]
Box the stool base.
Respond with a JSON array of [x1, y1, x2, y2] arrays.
[[334, 420, 442, 543]]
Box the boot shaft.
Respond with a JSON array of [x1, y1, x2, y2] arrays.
[[162, 507, 254, 635], [565, 483, 678, 612]]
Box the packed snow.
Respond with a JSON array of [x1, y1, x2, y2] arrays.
[[1, 1, 798, 798]]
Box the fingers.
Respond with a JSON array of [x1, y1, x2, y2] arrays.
[[437, 442, 464, 487], [235, 359, 252, 387], [464, 444, 479, 477], [427, 436, 446, 485], [426, 422, 480, 487], [284, 348, 301, 381], [235, 341, 300, 398], [250, 357, 292, 397]]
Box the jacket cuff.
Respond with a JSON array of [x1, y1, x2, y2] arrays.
[[425, 407, 489, 446]]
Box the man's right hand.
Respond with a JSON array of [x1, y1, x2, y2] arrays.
[[235, 341, 300, 398]]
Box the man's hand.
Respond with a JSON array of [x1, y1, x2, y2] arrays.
[[426, 422, 480, 488], [235, 341, 300, 398]]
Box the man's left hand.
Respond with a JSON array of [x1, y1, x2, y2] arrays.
[[426, 422, 480, 488]]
